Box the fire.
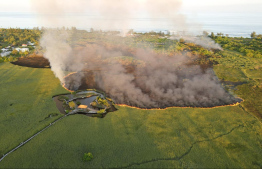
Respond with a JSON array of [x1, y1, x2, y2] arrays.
[[116, 101, 242, 110], [62, 72, 77, 92], [62, 72, 243, 110]]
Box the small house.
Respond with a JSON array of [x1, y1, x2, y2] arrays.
[[15, 48, 21, 52], [0, 51, 11, 57], [1, 48, 8, 52], [14, 48, 29, 52], [21, 48, 29, 52], [22, 44, 27, 47]]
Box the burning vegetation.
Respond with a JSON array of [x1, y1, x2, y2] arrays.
[[62, 42, 242, 109], [26, 0, 244, 109]]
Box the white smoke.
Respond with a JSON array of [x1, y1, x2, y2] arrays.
[[30, 0, 235, 108]]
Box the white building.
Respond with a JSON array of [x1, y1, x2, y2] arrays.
[[1, 48, 9, 52], [15, 48, 29, 52], [0, 51, 11, 57]]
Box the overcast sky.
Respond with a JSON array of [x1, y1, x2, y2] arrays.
[[0, 0, 261, 13]]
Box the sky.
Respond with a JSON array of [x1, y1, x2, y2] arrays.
[[0, 0, 261, 37], [0, 0, 262, 13], [182, 0, 262, 13]]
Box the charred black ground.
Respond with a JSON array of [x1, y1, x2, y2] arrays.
[[11, 56, 50, 68]]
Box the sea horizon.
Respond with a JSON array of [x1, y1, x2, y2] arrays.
[[0, 11, 261, 38]]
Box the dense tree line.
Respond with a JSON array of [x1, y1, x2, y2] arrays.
[[1, 28, 261, 67], [0, 28, 42, 48]]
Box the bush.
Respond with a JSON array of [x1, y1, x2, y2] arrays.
[[68, 101, 75, 108], [97, 109, 105, 114], [91, 102, 105, 109], [246, 52, 254, 58], [76, 101, 81, 106], [91, 102, 98, 107], [82, 153, 93, 162], [97, 97, 110, 107], [58, 95, 69, 101]]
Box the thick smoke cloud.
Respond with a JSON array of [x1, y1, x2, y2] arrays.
[[32, 0, 239, 108], [63, 44, 240, 108]]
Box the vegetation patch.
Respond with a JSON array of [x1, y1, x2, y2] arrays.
[[82, 153, 93, 162], [53, 91, 116, 117], [68, 101, 76, 109]]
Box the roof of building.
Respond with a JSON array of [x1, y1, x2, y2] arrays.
[[78, 105, 88, 109]]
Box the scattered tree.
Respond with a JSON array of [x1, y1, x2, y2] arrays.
[[251, 31, 256, 38], [82, 153, 93, 162], [210, 32, 215, 39]]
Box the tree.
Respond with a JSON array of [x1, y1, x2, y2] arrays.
[[217, 32, 224, 36], [210, 32, 215, 39], [82, 153, 93, 162], [8, 36, 15, 44], [203, 31, 208, 36], [246, 52, 254, 58], [179, 38, 185, 43], [251, 31, 256, 38], [11, 50, 18, 55], [8, 56, 14, 62]]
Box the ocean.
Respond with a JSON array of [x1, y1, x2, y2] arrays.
[[0, 12, 261, 37]]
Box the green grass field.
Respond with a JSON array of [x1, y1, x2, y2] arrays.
[[0, 62, 262, 168], [0, 63, 67, 156], [213, 50, 262, 120]]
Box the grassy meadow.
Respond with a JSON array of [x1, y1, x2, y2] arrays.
[[0, 63, 67, 157], [0, 62, 262, 168], [213, 50, 262, 119]]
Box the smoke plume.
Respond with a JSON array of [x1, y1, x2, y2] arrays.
[[32, 0, 239, 108]]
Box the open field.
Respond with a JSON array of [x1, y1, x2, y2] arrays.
[[0, 62, 262, 168], [0, 63, 67, 157], [213, 50, 262, 119]]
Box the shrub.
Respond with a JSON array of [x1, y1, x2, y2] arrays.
[[76, 101, 81, 106], [97, 97, 110, 107], [68, 101, 76, 108], [82, 153, 93, 162], [91, 102, 97, 107], [246, 52, 254, 58], [58, 95, 69, 101], [97, 109, 105, 114]]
